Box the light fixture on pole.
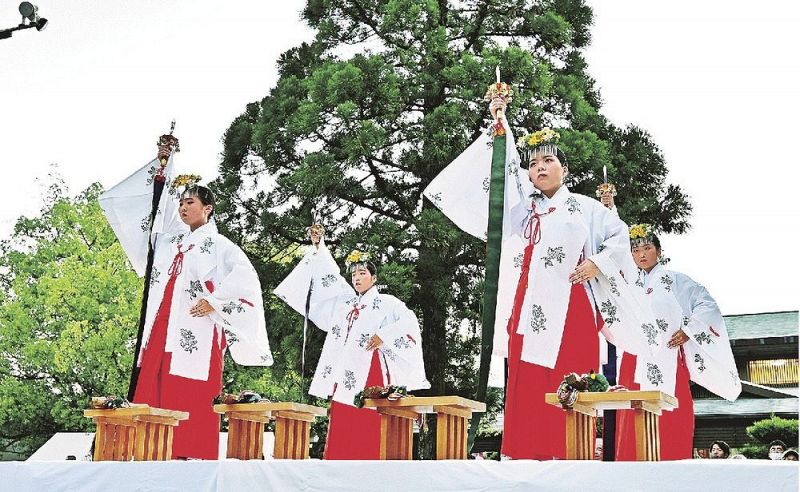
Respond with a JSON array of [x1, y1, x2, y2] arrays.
[[0, 2, 48, 40]]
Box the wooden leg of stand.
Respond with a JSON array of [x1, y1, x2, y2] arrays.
[[634, 409, 645, 460], [111, 425, 124, 461], [242, 420, 251, 460], [303, 419, 311, 458], [145, 423, 156, 460], [226, 418, 237, 459], [134, 422, 147, 461], [274, 415, 310, 460], [249, 420, 258, 459], [578, 413, 595, 460], [92, 422, 105, 462], [378, 414, 412, 460], [125, 425, 135, 461], [634, 409, 661, 461], [391, 416, 412, 460], [165, 425, 174, 460], [274, 417, 286, 459], [257, 421, 264, 459], [379, 414, 389, 460], [274, 417, 296, 459], [102, 424, 115, 461], [435, 412, 468, 460], [565, 410, 577, 460], [154, 424, 167, 461], [285, 418, 296, 459]]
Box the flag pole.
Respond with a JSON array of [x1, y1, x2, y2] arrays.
[[469, 72, 513, 451], [127, 122, 180, 401]]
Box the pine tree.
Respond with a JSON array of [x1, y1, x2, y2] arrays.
[[213, 0, 692, 454]]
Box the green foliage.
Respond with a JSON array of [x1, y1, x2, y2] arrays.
[[0, 178, 141, 457], [738, 415, 800, 458], [213, 0, 692, 458], [746, 415, 798, 446]]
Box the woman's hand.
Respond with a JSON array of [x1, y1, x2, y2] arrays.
[[489, 96, 507, 120], [600, 193, 615, 209], [569, 259, 599, 284], [190, 299, 215, 317], [365, 334, 384, 351], [667, 329, 690, 349], [156, 134, 178, 162]]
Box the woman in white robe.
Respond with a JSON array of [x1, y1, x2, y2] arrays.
[[616, 224, 741, 460], [99, 148, 273, 459], [423, 99, 657, 459], [274, 229, 429, 459]]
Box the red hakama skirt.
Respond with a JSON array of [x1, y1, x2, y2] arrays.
[[323, 350, 385, 459], [615, 349, 694, 460], [133, 274, 226, 460], [501, 241, 599, 460]]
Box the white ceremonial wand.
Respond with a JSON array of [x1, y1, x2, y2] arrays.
[[596, 164, 617, 208]]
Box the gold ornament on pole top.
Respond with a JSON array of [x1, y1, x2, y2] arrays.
[[595, 165, 617, 198], [484, 66, 513, 137], [156, 120, 180, 167]]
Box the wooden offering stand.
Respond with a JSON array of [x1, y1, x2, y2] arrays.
[[545, 390, 678, 461], [213, 402, 326, 460], [84, 404, 189, 461], [361, 396, 486, 460]]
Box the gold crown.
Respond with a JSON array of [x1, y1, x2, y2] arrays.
[[345, 250, 371, 266], [629, 223, 655, 240], [517, 127, 561, 149], [171, 174, 202, 189]]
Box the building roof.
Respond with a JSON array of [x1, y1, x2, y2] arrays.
[[740, 380, 796, 398], [694, 397, 799, 418], [724, 311, 798, 340]]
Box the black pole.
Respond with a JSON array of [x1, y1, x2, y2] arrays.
[[602, 341, 618, 461], [127, 175, 166, 401]]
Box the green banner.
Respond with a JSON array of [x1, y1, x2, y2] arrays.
[[468, 133, 506, 450]]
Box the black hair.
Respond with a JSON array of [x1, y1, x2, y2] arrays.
[[769, 440, 787, 449], [651, 234, 661, 250], [555, 148, 568, 168], [350, 262, 377, 276], [521, 147, 569, 169], [182, 185, 215, 218], [710, 440, 730, 457]]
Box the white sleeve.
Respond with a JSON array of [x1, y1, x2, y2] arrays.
[[273, 241, 353, 332], [673, 272, 741, 400], [204, 242, 273, 366]]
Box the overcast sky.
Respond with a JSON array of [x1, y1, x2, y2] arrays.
[[1, 1, 797, 316]]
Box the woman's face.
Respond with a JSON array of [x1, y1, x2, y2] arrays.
[[351, 266, 376, 294], [179, 195, 212, 230], [529, 153, 565, 196], [631, 243, 659, 273]]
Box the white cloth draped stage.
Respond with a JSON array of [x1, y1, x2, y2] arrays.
[[2, 460, 797, 492]]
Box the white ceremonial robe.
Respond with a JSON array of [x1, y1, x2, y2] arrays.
[[274, 242, 430, 406], [629, 264, 684, 396], [633, 267, 741, 400], [99, 158, 273, 381], [423, 125, 657, 367]]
